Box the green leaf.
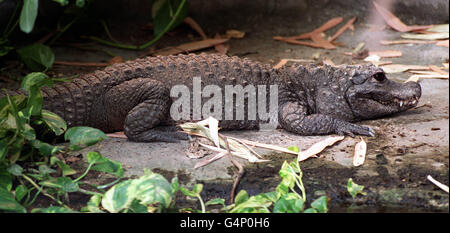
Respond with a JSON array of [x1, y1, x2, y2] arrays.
[[310, 196, 328, 213], [229, 195, 272, 213], [287, 146, 299, 153], [20, 72, 53, 116], [153, 0, 188, 36], [101, 179, 136, 213], [0, 170, 12, 191], [0, 187, 27, 213], [129, 200, 149, 213], [273, 193, 304, 213], [258, 191, 279, 203], [205, 198, 226, 207], [0, 140, 7, 161], [302, 208, 318, 213], [38, 164, 56, 175], [86, 152, 123, 178], [347, 178, 367, 199], [52, 0, 69, 6], [276, 161, 298, 198], [75, 0, 85, 7], [234, 190, 249, 205], [7, 164, 23, 176], [42, 110, 67, 135], [21, 72, 53, 91], [179, 183, 203, 197], [31, 139, 63, 156], [55, 160, 76, 177], [14, 185, 28, 202], [132, 173, 173, 208], [17, 43, 55, 71], [171, 177, 180, 193], [65, 127, 107, 151], [40, 177, 79, 192], [81, 194, 104, 213], [192, 183, 203, 195], [32, 206, 76, 213], [0, 94, 26, 119], [19, 0, 39, 34]]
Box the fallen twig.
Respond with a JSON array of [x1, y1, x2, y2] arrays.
[[221, 134, 245, 204], [380, 40, 435, 45]]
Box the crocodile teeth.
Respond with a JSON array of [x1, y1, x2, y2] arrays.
[[400, 101, 403, 107]]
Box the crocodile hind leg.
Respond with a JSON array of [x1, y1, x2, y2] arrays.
[[105, 78, 187, 142], [278, 101, 375, 137]]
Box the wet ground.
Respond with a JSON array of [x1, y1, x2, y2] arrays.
[[1, 1, 448, 212]]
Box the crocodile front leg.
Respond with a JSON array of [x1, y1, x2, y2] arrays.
[[105, 78, 187, 142], [278, 101, 375, 137]]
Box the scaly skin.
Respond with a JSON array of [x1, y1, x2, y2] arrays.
[[2, 53, 422, 142]]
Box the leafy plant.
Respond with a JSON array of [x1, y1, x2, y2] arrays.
[[1, 0, 86, 70], [347, 178, 367, 199], [0, 72, 112, 212]]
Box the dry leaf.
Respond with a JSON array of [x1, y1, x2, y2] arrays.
[[364, 54, 381, 62], [401, 32, 449, 40], [368, 50, 402, 58], [298, 136, 345, 161], [106, 131, 127, 139], [380, 40, 435, 45], [380, 64, 430, 73], [184, 17, 208, 40], [328, 17, 357, 42], [153, 38, 229, 56], [108, 56, 124, 64], [274, 17, 345, 50], [429, 65, 449, 75], [370, 61, 393, 67], [373, 1, 431, 32], [408, 70, 444, 75], [226, 29, 245, 39], [405, 74, 449, 82], [323, 59, 336, 67], [353, 137, 366, 167], [214, 43, 229, 54], [426, 24, 449, 33], [311, 33, 336, 49], [280, 38, 329, 49], [274, 59, 289, 69], [274, 59, 316, 69], [436, 40, 449, 47]]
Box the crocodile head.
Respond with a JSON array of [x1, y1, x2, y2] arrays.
[[345, 64, 421, 120]]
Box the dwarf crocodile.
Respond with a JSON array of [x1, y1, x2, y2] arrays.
[[3, 53, 421, 142]]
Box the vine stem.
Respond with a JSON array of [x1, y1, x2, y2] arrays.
[[73, 162, 94, 182], [85, 0, 187, 50], [197, 195, 206, 213], [21, 174, 72, 210]]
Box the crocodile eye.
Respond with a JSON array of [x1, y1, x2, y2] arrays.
[[373, 72, 386, 82]]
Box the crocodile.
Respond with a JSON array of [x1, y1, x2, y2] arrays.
[[3, 53, 421, 142]]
